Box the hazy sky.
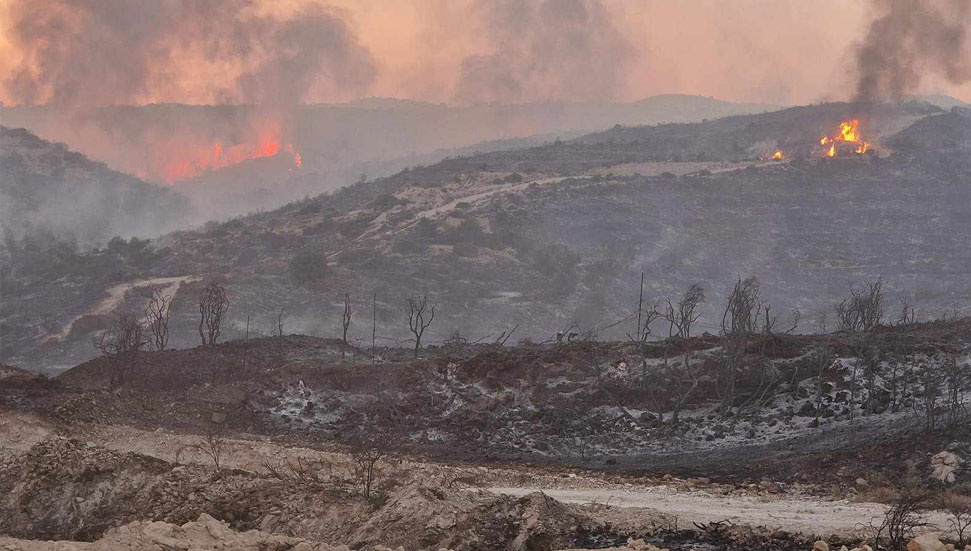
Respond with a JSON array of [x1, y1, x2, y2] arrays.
[[1, 0, 969, 107]]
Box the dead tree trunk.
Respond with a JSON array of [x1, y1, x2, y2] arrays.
[[407, 295, 436, 358], [342, 293, 352, 360]]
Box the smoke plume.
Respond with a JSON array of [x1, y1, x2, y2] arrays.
[[1, 0, 377, 107], [855, 0, 971, 100], [453, 0, 632, 104]]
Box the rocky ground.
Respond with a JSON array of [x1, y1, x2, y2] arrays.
[[0, 405, 967, 551]]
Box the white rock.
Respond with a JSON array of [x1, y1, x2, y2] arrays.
[[930, 451, 962, 483], [907, 534, 947, 551]]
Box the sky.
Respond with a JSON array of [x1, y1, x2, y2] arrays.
[[0, 0, 969, 108]]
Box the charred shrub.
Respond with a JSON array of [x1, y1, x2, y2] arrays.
[[371, 193, 407, 212], [289, 251, 331, 286], [453, 242, 478, 258]]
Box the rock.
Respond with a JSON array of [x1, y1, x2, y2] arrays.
[[813, 541, 830, 551], [143, 521, 189, 550], [855, 478, 868, 487], [930, 451, 962, 483], [293, 543, 315, 551], [259, 514, 279, 532], [907, 535, 946, 551], [798, 401, 816, 417]]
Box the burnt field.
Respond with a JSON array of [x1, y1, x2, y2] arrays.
[[5, 318, 970, 486], [2, 318, 970, 550]]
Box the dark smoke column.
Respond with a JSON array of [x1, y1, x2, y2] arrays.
[[855, 0, 971, 101]]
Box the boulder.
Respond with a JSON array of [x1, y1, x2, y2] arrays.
[[907, 535, 947, 551], [930, 451, 962, 483], [813, 541, 830, 551]]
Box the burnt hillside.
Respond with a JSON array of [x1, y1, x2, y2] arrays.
[[3, 101, 971, 370], [0, 126, 191, 247]]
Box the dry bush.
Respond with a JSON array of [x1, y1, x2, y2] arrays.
[[260, 454, 335, 485], [871, 488, 931, 551], [835, 278, 884, 332], [350, 439, 387, 503], [943, 492, 971, 548], [176, 417, 228, 473]]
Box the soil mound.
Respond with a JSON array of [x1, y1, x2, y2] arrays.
[[0, 438, 614, 550]]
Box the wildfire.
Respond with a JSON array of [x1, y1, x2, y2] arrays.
[[161, 132, 302, 184], [819, 119, 870, 158], [771, 149, 784, 160]]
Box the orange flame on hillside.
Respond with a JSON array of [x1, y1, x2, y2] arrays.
[[819, 119, 870, 158], [162, 129, 302, 184], [771, 149, 784, 160]]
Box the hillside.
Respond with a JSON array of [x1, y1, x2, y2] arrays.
[[0, 96, 778, 218], [0, 126, 191, 247], [3, 101, 971, 370]]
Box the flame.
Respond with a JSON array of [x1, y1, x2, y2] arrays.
[[161, 129, 302, 184], [819, 119, 870, 158], [839, 120, 860, 143], [771, 149, 784, 160]]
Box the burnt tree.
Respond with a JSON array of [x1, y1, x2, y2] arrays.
[[198, 282, 229, 346], [835, 278, 884, 332], [719, 276, 761, 416], [145, 288, 171, 351], [629, 272, 661, 344], [95, 312, 148, 389], [342, 293, 352, 360], [664, 283, 705, 339], [407, 295, 436, 358]]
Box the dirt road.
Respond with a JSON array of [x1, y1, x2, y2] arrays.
[[489, 487, 953, 539], [0, 412, 953, 541]]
